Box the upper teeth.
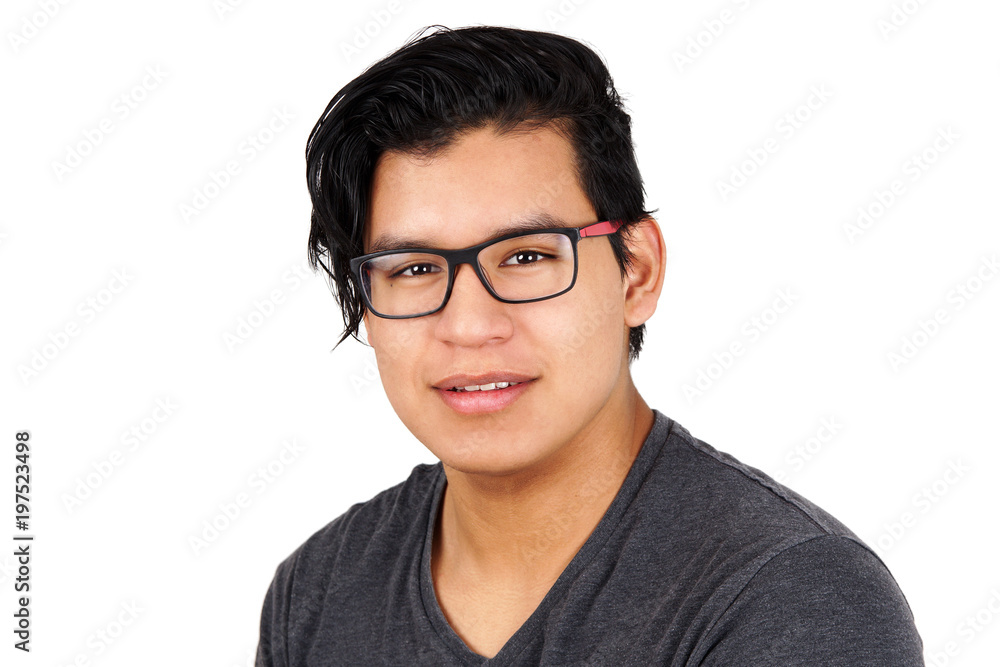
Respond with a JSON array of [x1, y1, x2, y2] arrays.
[[453, 381, 519, 392]]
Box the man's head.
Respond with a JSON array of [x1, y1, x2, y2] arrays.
[[306, 26, 664, 474], [306, 25, 654, 360]]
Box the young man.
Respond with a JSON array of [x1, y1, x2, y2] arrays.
[[256, 26, 923, 665]]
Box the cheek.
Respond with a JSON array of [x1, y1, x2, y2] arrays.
[[369, 322, 422, 396], [525, 274, 627, 380]]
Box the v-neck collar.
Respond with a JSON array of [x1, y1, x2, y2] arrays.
[[417, 411, 673, 665]]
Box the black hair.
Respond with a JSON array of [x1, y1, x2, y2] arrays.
[[306, 25, 654, 360]]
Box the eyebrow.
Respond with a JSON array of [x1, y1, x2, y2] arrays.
[[367, 212, 569, 254]]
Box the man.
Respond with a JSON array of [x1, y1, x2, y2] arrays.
[[256, 26, 923, 665]]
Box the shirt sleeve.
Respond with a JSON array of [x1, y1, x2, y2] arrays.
[[255, 554, 297, 667], [697, 534, 924, 666]]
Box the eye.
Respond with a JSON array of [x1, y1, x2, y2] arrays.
[[391, 262, 442, 278], [500, 250, 550, 266]]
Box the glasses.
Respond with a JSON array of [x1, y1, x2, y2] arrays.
[[350, 219, 624, 319]]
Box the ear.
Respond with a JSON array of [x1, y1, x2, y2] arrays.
[[622, 216, 666, 328]]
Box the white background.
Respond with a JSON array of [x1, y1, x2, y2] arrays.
[[2, 0, 998, 665]]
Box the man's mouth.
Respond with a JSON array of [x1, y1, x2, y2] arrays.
[[449, 381, 522, 392], [434, 374, 533, 414]]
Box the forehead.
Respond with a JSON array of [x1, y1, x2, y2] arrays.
[[365, 125, 595, 252]]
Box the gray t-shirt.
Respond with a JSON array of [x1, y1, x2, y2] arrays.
[[255, 410, 923, 665]]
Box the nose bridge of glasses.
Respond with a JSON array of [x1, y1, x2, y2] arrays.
[[449, 247, 496, 297]]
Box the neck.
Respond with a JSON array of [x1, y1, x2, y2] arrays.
[[432, 386, 655, 587]]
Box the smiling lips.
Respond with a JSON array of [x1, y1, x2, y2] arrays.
[[450, 381, 520, 392], [434, 374, 533, 414]]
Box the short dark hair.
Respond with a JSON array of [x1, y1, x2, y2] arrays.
[[306, 25, 654, 360]]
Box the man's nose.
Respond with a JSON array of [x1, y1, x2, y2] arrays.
[[433, 263, 513, 346]]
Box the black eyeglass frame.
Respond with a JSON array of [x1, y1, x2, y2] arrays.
[[349, 219, 624, 319]]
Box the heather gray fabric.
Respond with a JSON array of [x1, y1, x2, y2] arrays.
[[256, 411, 924, 665]]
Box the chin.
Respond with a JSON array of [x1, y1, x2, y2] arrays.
[[391, 390, 586, 476], [428, 433, 558, 478]]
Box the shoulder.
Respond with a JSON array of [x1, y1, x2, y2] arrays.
[[697, 534, 924, 664], [658, 418, 855, 540], [256, 462, 441, 665], [271, 460, 441, 587], [258, 461, 441, 631], [648, 416, 922, 663]]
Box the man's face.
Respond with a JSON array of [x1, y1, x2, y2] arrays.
[[364, 125, 632, 477]]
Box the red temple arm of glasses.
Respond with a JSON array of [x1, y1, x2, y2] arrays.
[[579, 219, 624, 238]]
